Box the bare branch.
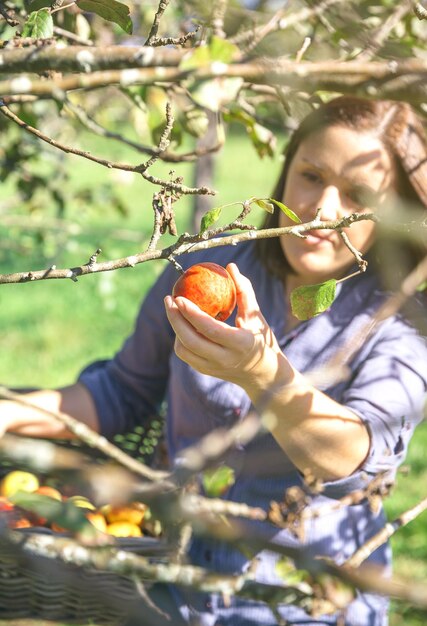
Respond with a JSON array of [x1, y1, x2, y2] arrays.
[[212, 0, 228, 39], [345, 497, 427, 568], [0, 44, 185, 74], [65, 95, 223, 164], [3, 57, 427, 105], [355, 1, 413, 62], [230, 0, 346, 46], [145, 0, 171, 45], [148, 26, 201, 48], [0, 212, 378, 285], [338, 230, 368, 272], [0, 1, 19, 26]]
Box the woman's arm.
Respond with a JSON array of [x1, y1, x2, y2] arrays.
[[164, 263, 370, 481], [0, 383, 100, 439]]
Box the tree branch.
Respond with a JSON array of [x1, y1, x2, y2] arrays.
[[2, 58, 427, 105], [344, 497, 427, 568], [0, 213, 377, 285], [0, 102, 214, 195]]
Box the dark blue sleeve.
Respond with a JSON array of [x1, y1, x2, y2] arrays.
[[78, 262, 177, 438]]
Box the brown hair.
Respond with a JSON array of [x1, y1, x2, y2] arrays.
[[257, 96, 427, 282]]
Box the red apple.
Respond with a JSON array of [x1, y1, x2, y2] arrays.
[[172, 262, 237, 321]]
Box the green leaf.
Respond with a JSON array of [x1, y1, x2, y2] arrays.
[[191, 77, 243, 112], [180, 35, 238, 71], [10, 492, 96, 536], [77, 0, 132, 34], [275, 557, 311, 587], [182, 108, 209, 138], [202, 465, 235, 497], [269, 198, 301, 224], [290, 279, 337, 321], [248, 123, 276, 159], [251, 198, 275, 213], [209, 35, 238, 63], [199, 206, 222, 233], [22, 9, 53, 38]]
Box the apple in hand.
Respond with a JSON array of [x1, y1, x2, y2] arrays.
[[172, 262, 237, 321]]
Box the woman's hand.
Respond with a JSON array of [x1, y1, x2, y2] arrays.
[[164, 263, 293, 394]]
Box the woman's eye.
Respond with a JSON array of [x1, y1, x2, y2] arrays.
[[301, 171, 322, 184]]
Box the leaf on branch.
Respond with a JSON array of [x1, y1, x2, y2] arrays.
[[275, 556, 311, 588], [224, 106, 276, 158], [248, 123, 276, 159], [182, 108, 210, 139], [314, 573, 356, 611], [180, 35, 239, 71], [202, 465, 235, 497], [290, 280, 337, 321], [191, 77, 244, 112], [22, 8, 54, 38], [251, 198, 275, 213], [199, 206, 222, 233], [269, 198, 301, 224], [77, 0, 133, 35]]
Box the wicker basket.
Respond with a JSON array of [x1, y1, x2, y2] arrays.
[[0, 528, 171, 623], [0, 417, 170, 623]]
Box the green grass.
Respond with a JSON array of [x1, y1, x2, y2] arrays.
[[1, 127, 426, 624]]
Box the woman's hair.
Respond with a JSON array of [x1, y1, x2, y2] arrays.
[[257, 96, 427, 282]]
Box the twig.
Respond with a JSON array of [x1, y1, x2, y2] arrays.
[[0, 1, 19, 26], [0, 433, 88, 471], [241, 7, 288, 55], [0, 102, 213, 196], [51, 1, 76, 15], [344, 497, 427, 568], [138, 101, 173, 172], [338, 230, 368, 271], [148, 27, 201, 48], [296, 37, 312, 63], [212, 0, 228, 39], [172, 412, 264, 486], [414, 2, 427, 20], [53, 25, 94, 46], [65, 94, 222, 164], [230, 0, 346, 46], [183, 493, 267, 521], [355, 1, 412, 62], [145, 0, 170, 45]]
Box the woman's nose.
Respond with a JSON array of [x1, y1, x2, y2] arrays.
[[316, 185, 343, 220]]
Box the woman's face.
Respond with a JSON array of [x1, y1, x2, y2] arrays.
[[280, 125, 396, 287]]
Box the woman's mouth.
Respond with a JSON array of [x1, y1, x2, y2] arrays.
[[303, 230, 335, 245]]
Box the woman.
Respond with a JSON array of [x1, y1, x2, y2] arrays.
[[2, 96, 427, 625]]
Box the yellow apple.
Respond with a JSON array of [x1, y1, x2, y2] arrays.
[[0, 470, 39, 498], [106, 521, 143, 537]]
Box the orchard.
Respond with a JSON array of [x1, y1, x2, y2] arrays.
[[1, 2, 427, 626]]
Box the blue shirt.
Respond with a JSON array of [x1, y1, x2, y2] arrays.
[[79, 241, 427, 625]]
